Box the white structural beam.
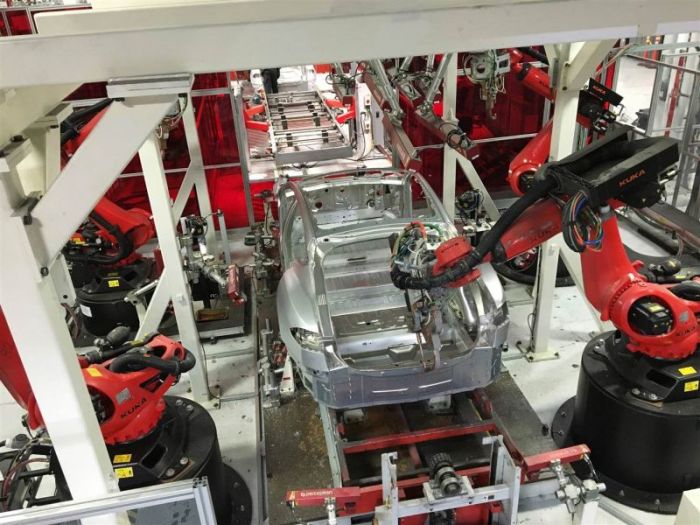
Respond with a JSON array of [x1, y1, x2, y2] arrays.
[[529, 42, 614, 356], [0, 84, 77, 145], [135, 269, 170, 338], [229, 79, 256, 227], [442, 53, 459, 218], [561, 40, 617, 92], [28, 97, 178, 267], [180, 94, 216, 248], [21, 102, 71, 194], [140, 134, 211, 403], [135, 92, 221, 378], [0, 174, 126, 525], [171, 167, 196, 220], [0, 1, 697, 90]]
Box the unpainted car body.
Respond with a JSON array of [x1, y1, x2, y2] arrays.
[[276, 169, 508, 408]]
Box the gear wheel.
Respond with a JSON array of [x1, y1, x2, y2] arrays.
[[428, 452, 454, 477]]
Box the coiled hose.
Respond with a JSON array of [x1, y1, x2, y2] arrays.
[[109, 349, 196, 376]]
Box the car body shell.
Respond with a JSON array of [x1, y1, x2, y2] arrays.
[[276, 169, 508, 408]]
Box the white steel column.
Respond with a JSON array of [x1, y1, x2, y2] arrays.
[[29, 96, 180, 267], [0, 175, 126, 525], [229, 77, 256, 227], [135, 269, 170, 337], [0, 76, 198, 524], [25, 103, 78, 306], [442, 52, 458, 218], [181, 94, 216, 248], [21, 102, 71, 193], [528, 41, 614, 357], [140, 134, 210, 403]]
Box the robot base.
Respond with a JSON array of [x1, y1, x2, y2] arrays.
[[76, 259, 153, 336], [552, 332, 700, 514], [108, 396, 252, 525]]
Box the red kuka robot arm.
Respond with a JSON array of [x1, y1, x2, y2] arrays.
[[392, 129, 695, 362]]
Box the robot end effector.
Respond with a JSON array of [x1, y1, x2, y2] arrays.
[[391, 128, 698, 361]]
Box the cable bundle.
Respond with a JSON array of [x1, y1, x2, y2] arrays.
[[562, 191, 603, 253], [391, 221, 442, 272]]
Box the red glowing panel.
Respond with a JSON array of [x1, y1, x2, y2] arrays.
[[6, 9, 32, 35]]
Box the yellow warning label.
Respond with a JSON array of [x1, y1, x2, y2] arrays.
[[684, 381, 699, 393], [85, 368, 102, 377], [113, 454, 132, 464], [679, 366, 697, 376], [647, 304, 664, 312], [114, 467, 133, 479], [107, 279, 120, 288]]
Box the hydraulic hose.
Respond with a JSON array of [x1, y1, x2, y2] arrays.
[[60, 99, 113, 145], [391, 177, 557, 290], [109, 349, 196, 376], [84, 332, 159, 365]]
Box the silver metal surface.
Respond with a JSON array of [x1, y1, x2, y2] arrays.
[[320, 404, 345, 487], [421, 53, 453, 109], [276, 169, 508, 408], [264, 90, 353, 166], [217, 209, 232, 266], [106, 73, 194, 99]]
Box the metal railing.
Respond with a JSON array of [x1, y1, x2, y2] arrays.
[[0, 479, 217, 525]]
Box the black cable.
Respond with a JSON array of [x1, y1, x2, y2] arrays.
[[83, 332, 159, 365], [109, 349, 196, 375], [60, 99, 113, 145], [64, 211, 133, 265], [517, 47, 549, 65]]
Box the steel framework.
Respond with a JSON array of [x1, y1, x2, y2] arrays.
[[0, 0, 698, 515]]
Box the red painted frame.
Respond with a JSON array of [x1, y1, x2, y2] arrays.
[[288, 389, 591, 524]]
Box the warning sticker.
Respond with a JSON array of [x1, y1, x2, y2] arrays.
[[684, 380, 699, 393], [113, 454, 132, 464], [114, 467, 133, 479], [79, 304, 92, 317], [679, 366, 697, 376], [107, 279, 120, 288], [85, 368, 102, 378]]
